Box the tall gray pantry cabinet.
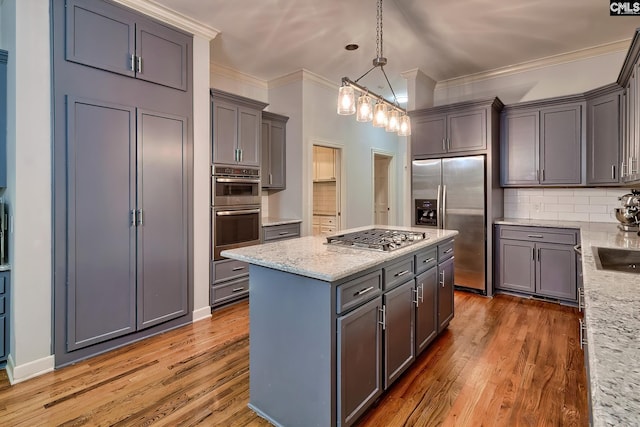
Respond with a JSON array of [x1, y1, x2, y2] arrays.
[[52, 0, 193, 366]]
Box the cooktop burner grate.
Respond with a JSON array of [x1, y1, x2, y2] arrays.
[[326, 228, 427, 251]]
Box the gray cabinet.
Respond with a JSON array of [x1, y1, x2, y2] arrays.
[[495, 225, 578, 302], [261, 112, 288, 190], [620, 60, 640, 182], [414, 267, 437, 356], [338, 295, 383, 427], [0, 271, 9, 364], [65, 98, 188, 351], [0, 50, 6, 188], [501, 97, 585, 186], [540, 103, 583, 185], [65, 0, 190, 91], [262, 222, 300, 242], [382, 279, 415, 389], [586, 85, 622, 185], [437, 256, 455, 332], [211, 89, 267, 167], [411, 102, 491, 158], [211, 259, 249, 307]]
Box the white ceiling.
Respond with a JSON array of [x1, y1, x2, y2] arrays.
[[153, 0, 639, 100]]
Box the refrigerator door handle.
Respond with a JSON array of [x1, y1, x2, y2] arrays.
[[436, 184, 442, 229], [442, 185, 447, 229]]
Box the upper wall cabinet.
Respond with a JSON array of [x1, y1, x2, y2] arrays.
[[618, 28, 640, 184], [261, 112, 288, 190], [0, 50, 7, 188], [211, 90, 268, 167], [585, 84, 622, 185], [410, 98, 502, 159], [501, 96, 585, 187], [65, 0, 190, 91]]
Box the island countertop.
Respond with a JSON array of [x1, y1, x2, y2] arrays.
[[221, 225, 458, 282], [496, 218, 640, 426]]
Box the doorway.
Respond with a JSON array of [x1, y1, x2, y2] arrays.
[[374, 153, 392, 225], [312, 145, 341, 236]]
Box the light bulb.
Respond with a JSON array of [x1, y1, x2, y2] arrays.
[[386, 109, 400, 132], [337, 85, 356, 115], [372, 102, 388, 127], [356, 94, 373, 122], [398, 114, 411, 136]]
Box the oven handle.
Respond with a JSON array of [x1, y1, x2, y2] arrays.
[[215, 177, 261, 184], [216, 209, 261, 216]]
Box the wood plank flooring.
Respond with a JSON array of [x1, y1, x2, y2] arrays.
[[0, 293, 588, 426]]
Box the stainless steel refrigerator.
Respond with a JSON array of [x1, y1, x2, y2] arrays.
[[412, 155, 487, 293]]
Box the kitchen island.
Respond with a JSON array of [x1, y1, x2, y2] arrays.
[[496, 219, 640, 426], [222, 225, 458, 427]]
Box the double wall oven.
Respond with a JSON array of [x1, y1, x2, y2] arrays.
[[211, 165, 261, 260]]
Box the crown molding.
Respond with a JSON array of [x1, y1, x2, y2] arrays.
[[436, 39, 631, 91], [268, 69, 337, 90], [111, 0, 219, 40], [209, 62, 268, 90]]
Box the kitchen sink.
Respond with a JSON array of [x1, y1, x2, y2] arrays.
[[592, 246, 640, 274]]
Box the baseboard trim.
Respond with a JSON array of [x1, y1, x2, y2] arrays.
[[192, 306, 212, 322], [7, 353, 55, 385]]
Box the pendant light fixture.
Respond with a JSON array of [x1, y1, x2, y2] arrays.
[[336, 0, 410, 136]]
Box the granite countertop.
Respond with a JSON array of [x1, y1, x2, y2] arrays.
[[497, 218, 640, 426], [0, 264, 10, 272], [261, 217, 302, 227], [222, 225, 458, 282]]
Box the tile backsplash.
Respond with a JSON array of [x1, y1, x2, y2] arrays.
[[504, 188, 633, 223]]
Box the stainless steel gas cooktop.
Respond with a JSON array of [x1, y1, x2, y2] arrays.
[[326, 228, 427, 252]]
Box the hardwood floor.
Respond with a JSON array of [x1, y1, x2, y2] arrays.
[[0, 293, 588, 426]]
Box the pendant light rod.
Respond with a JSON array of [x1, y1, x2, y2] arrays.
[[341, 76, 406, 114]]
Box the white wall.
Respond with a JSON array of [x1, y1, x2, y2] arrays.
[[434, 50, 628, 105], [0, 0, 55, 382], [192, 35, 213, 321], [263, 71, 408, 235]]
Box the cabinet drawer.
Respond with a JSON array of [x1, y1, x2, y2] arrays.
[[438, 240, 455, 262], [211, 277, 249, 306], [0, 275, 4, 294], [320, 216, 336, 226], [321, 226, 336, 234], [0, 296, 4, 315], [263, 223, 300, 242], [336, 270, 382, 314], [415, 247, 438, 274], [499, 226, 577, 245], [383, 257, 415, 290], [212, 259, 249, 284]]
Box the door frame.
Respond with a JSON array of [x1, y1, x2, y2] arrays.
[[309, 139, 345, 233], [371, 149, 396, 226]]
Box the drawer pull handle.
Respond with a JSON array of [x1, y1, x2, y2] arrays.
[[443, 248, 453, 254], [395, 270, 410, 277], [354, 286, 374, 297], [527, 234, 543, 238], [232, 287, 245, 293], [423, 257, 435, 263], [231, 267, 246, 272], [278, 232, 290, 235]]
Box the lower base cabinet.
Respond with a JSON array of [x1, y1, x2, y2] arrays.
[[383, 279, 416, 389], [337, 296, 383, 427], [0, 271, 9, 364], [438, 256, 455, 331], [495, 225, 578, 303], [339, 239, 455, 427], [211, 259, 249, 306]]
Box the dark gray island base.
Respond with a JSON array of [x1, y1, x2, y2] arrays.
[[222, 226, 458, 427]]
